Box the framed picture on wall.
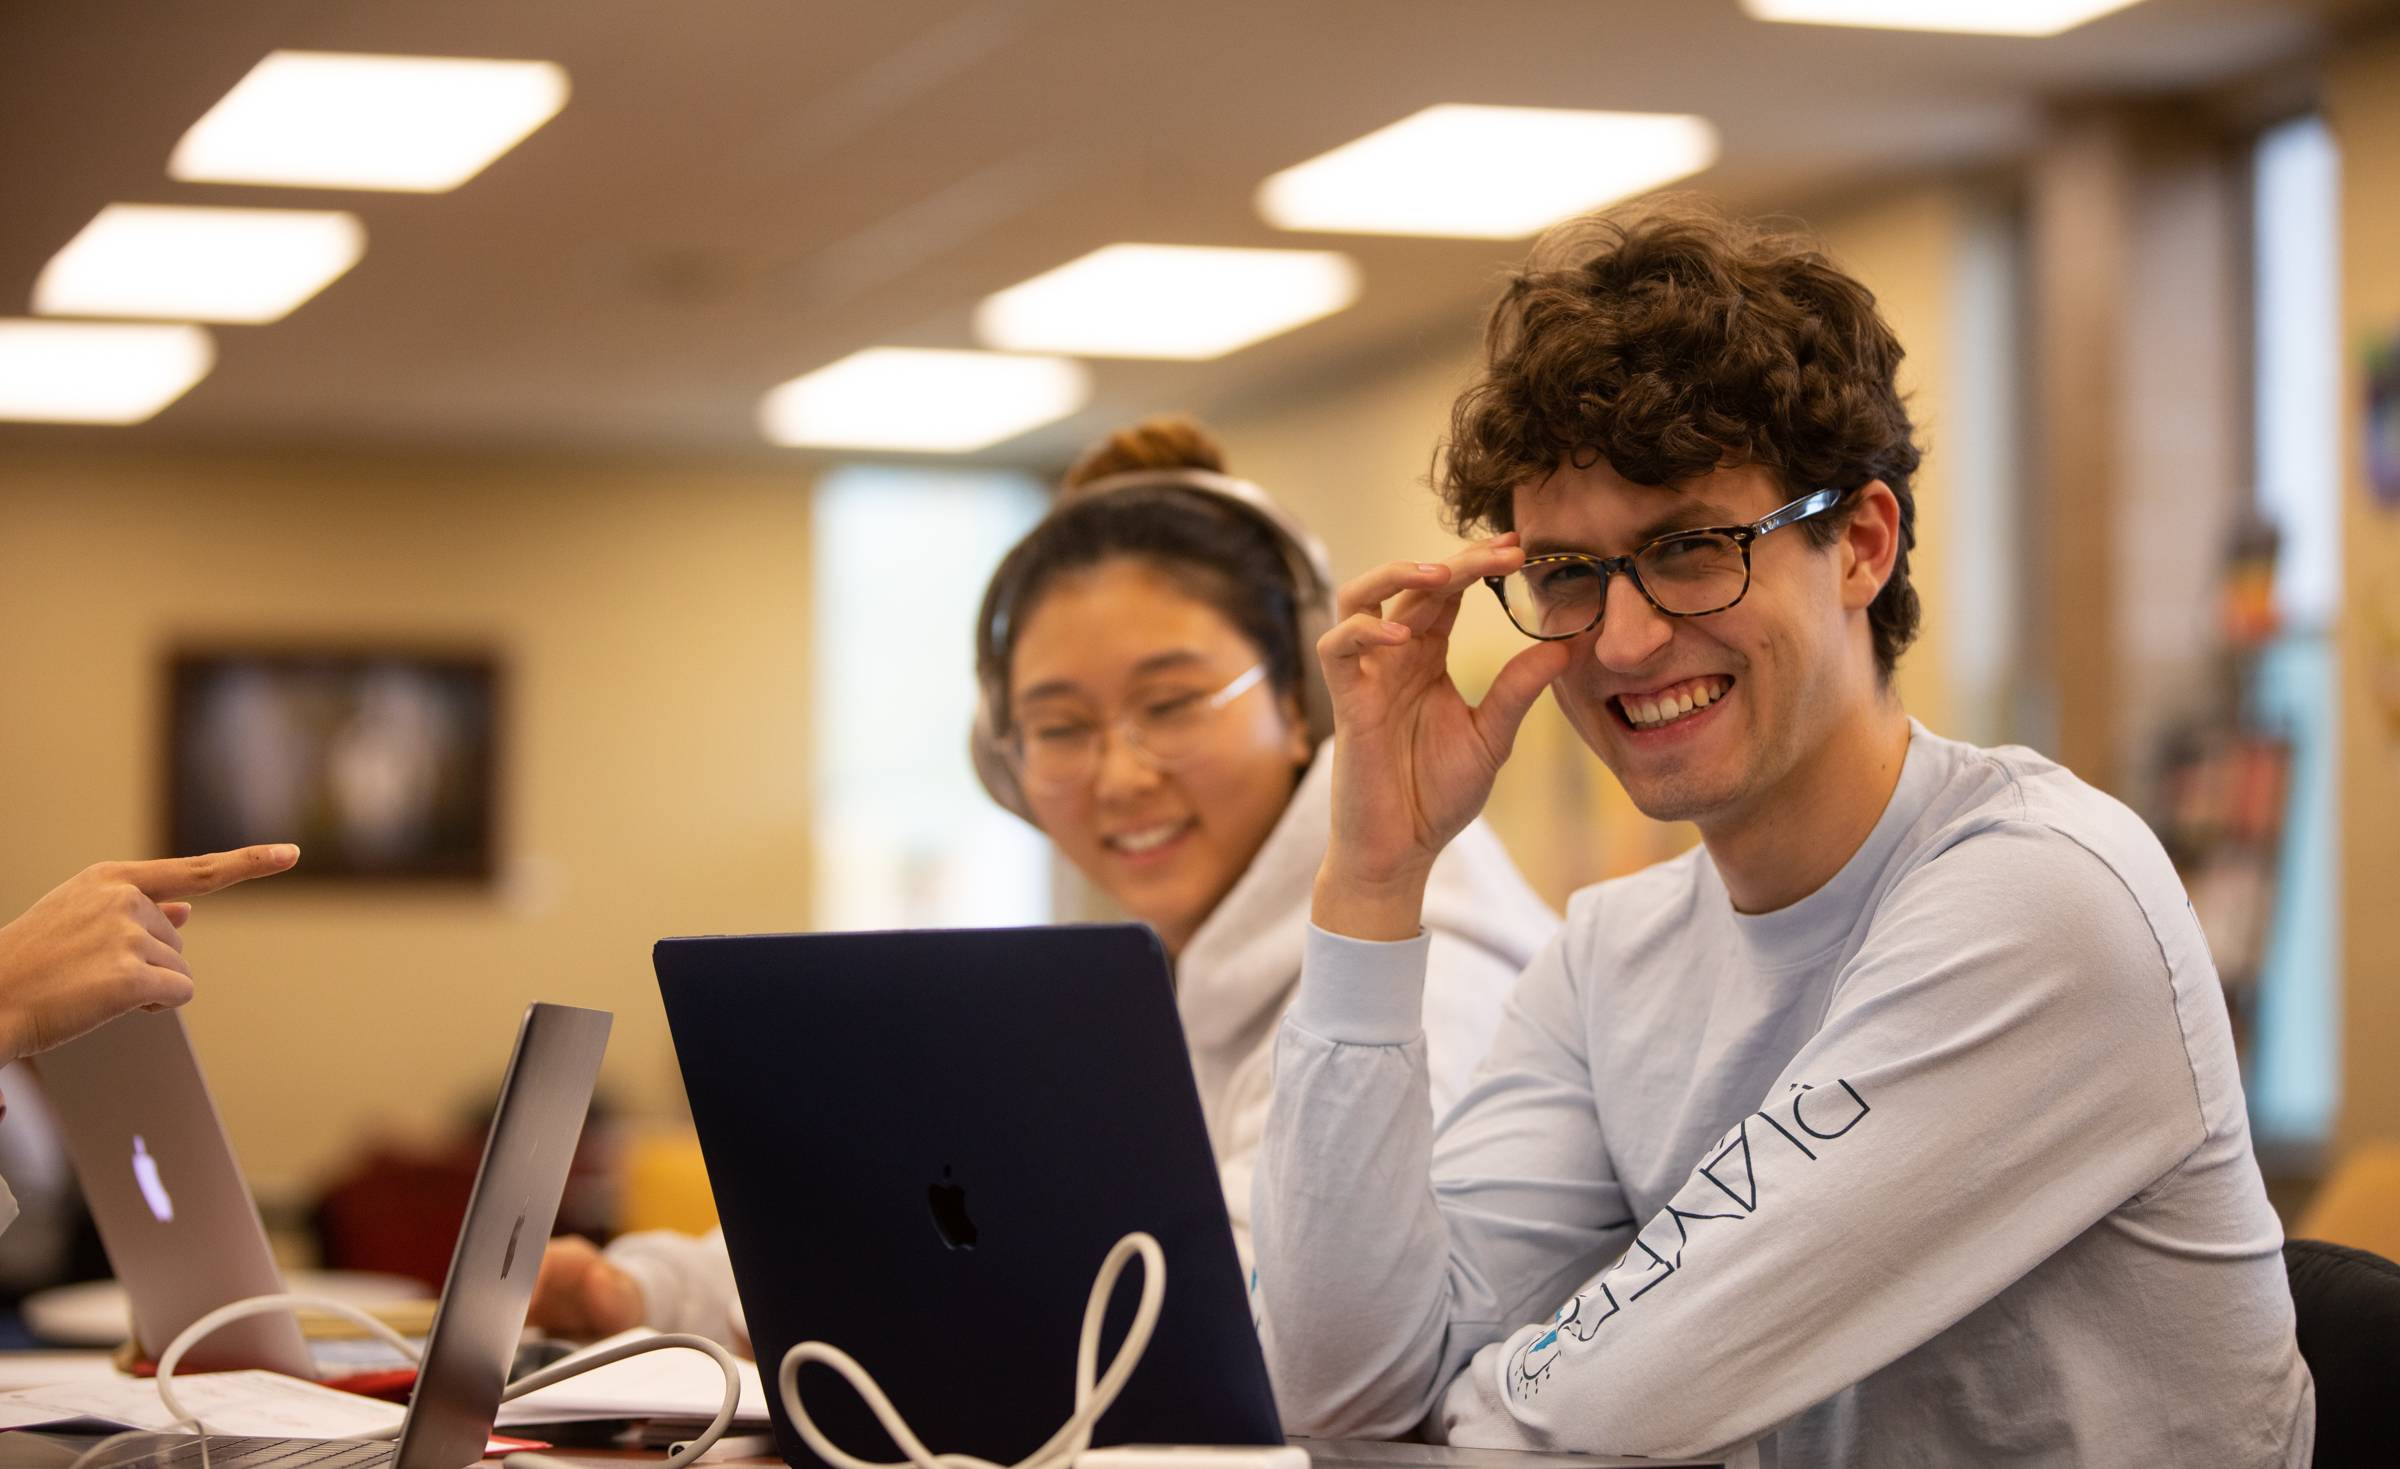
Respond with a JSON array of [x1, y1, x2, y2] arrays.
[[164, 647, 502, 882]]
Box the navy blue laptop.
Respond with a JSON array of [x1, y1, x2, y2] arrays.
[[654, 926, 1284, 1469]]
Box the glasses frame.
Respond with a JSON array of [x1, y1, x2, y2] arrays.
[[1484, 486, 1852, 642], [1006, 660, 1270, 793]]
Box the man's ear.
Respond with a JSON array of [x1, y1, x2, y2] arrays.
[[1839, 480, 1902, 614]]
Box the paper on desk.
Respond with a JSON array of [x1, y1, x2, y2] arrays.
[[496, 1328, 769, 1427], [0, 1369, 403, 1438]]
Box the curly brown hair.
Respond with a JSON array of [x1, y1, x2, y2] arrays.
[[1440, 198, 1923, 679]]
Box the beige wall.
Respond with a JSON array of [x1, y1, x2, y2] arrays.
[[1813, 183, 1980, 742], [1, 450, 816, 1199], [2330, 34, 2400, 1150], [1211, 183, 1983, 906]]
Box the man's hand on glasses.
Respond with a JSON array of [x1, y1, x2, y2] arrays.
[[1310, 532, 1575, 944]]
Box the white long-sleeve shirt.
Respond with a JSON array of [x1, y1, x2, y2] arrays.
[[1254, 723, 2311, 1467], [609, 745, 1557, 1344]]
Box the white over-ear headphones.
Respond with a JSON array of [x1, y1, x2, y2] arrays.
[[969, 467, 1338, 822]]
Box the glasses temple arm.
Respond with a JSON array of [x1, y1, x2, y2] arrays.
[[1204, 661, 1270, 711], [1751, 486, 1845, 536]]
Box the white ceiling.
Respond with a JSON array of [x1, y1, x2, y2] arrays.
[[0, 0, 2375, 467]]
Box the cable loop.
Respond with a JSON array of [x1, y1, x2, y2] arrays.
[[778, 1231, 1165, 1469], [504, 1330, 745, 1469], [66, 1424, 212, 1469], [155, 1294, 419, 1434], [118, 1294, 740, 1469]]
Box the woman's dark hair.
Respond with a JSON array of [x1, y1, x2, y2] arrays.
[[1442, 197, 1924, 680], [975, 415, 1306, 734]]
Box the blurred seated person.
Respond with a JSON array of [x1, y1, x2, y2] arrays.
[[531, 417, 1558, 1347], [0, 846, 299, 1232]]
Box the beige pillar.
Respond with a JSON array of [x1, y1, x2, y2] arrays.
[[2329, 30, 2400, 1150]]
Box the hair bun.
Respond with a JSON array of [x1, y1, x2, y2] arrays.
[[1062, 414, 1228, 489]]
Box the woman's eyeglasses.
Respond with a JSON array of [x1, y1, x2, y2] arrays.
[[1008, 662, 1269, 791]]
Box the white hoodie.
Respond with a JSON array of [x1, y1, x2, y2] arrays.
[[607, 746, 1558, 1343]]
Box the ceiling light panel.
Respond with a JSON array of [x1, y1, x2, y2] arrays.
[[1258, 104, 1719, 240], [759, 348, 1091, 453], [0, 320, 215, 425], [34, 205, 365, 325], [976, 244, 1361, 360], [1739, 0, 2146, 36], [171, 50, 570, 192]]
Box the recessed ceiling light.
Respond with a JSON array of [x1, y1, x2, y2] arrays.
[[759, 348, 1091, 453], [170, 50, 570, 192], [34, 205, 365, 325], [1257, 104, 1718, 240], [975, 244, 1361, 360], [0, 320, 215, 425], [1739, 0, 2146, 36]]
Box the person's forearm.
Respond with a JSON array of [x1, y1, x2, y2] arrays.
[[1255, 1025, 1459, 1436], [1253, 927, 1479, 1437], [605, 1227, 740, 1342]]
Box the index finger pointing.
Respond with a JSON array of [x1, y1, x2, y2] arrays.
[[110, 844, 301, 901]]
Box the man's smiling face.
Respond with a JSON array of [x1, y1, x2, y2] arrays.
[[1512, 457, 1871, 835]]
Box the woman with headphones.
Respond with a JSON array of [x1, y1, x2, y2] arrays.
[[530, 416, 1557, 1347]]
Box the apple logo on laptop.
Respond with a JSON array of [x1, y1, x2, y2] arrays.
[[501, 1211, 526, 1277], [131, 1134, 173, 1223], [928, 1165, 977, 1251]]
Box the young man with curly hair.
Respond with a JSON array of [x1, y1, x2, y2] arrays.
[[1251, 203, 2311, 1466]]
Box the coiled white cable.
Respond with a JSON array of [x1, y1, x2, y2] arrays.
[[777, 1231, 1164, 1469], [64, 1293, 742, 1469]]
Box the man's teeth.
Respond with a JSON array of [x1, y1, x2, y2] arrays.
[[1111, 822, 1189, 854], [1619, 677, 1730, 730]]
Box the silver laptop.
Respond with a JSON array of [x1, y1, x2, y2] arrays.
[[33, 1010, 312, 1376], [18, 1001, 610, 1469]]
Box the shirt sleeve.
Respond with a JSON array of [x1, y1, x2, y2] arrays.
[[605, 1225, 746, 1345], [1419, 929, 1527, 1120], [1239, 919, 1542, 1312], [1253, 919, 1633, 1439], [1427, 823, 2210, 1461]]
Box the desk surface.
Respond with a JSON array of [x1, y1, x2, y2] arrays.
[[0, 1354, 1722, 1469], [0, 1351, 124, 1392]]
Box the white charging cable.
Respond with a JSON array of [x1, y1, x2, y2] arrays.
[[63, 1292, 414, 1469], [65, 1423, 212, 1469], [776, 1231, 1164, 1469], [502, 1329, 742, 1469], [153, 1293, 420, 1427], [70, 1292, 742, 1469]]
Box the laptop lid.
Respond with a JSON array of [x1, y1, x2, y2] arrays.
[[655, 926, 1282, 1469], [31, 1010, 313, 1376], [390, 1000, 610, 1469]]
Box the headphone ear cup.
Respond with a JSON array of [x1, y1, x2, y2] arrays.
[[969, 688, 1033, 822]]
